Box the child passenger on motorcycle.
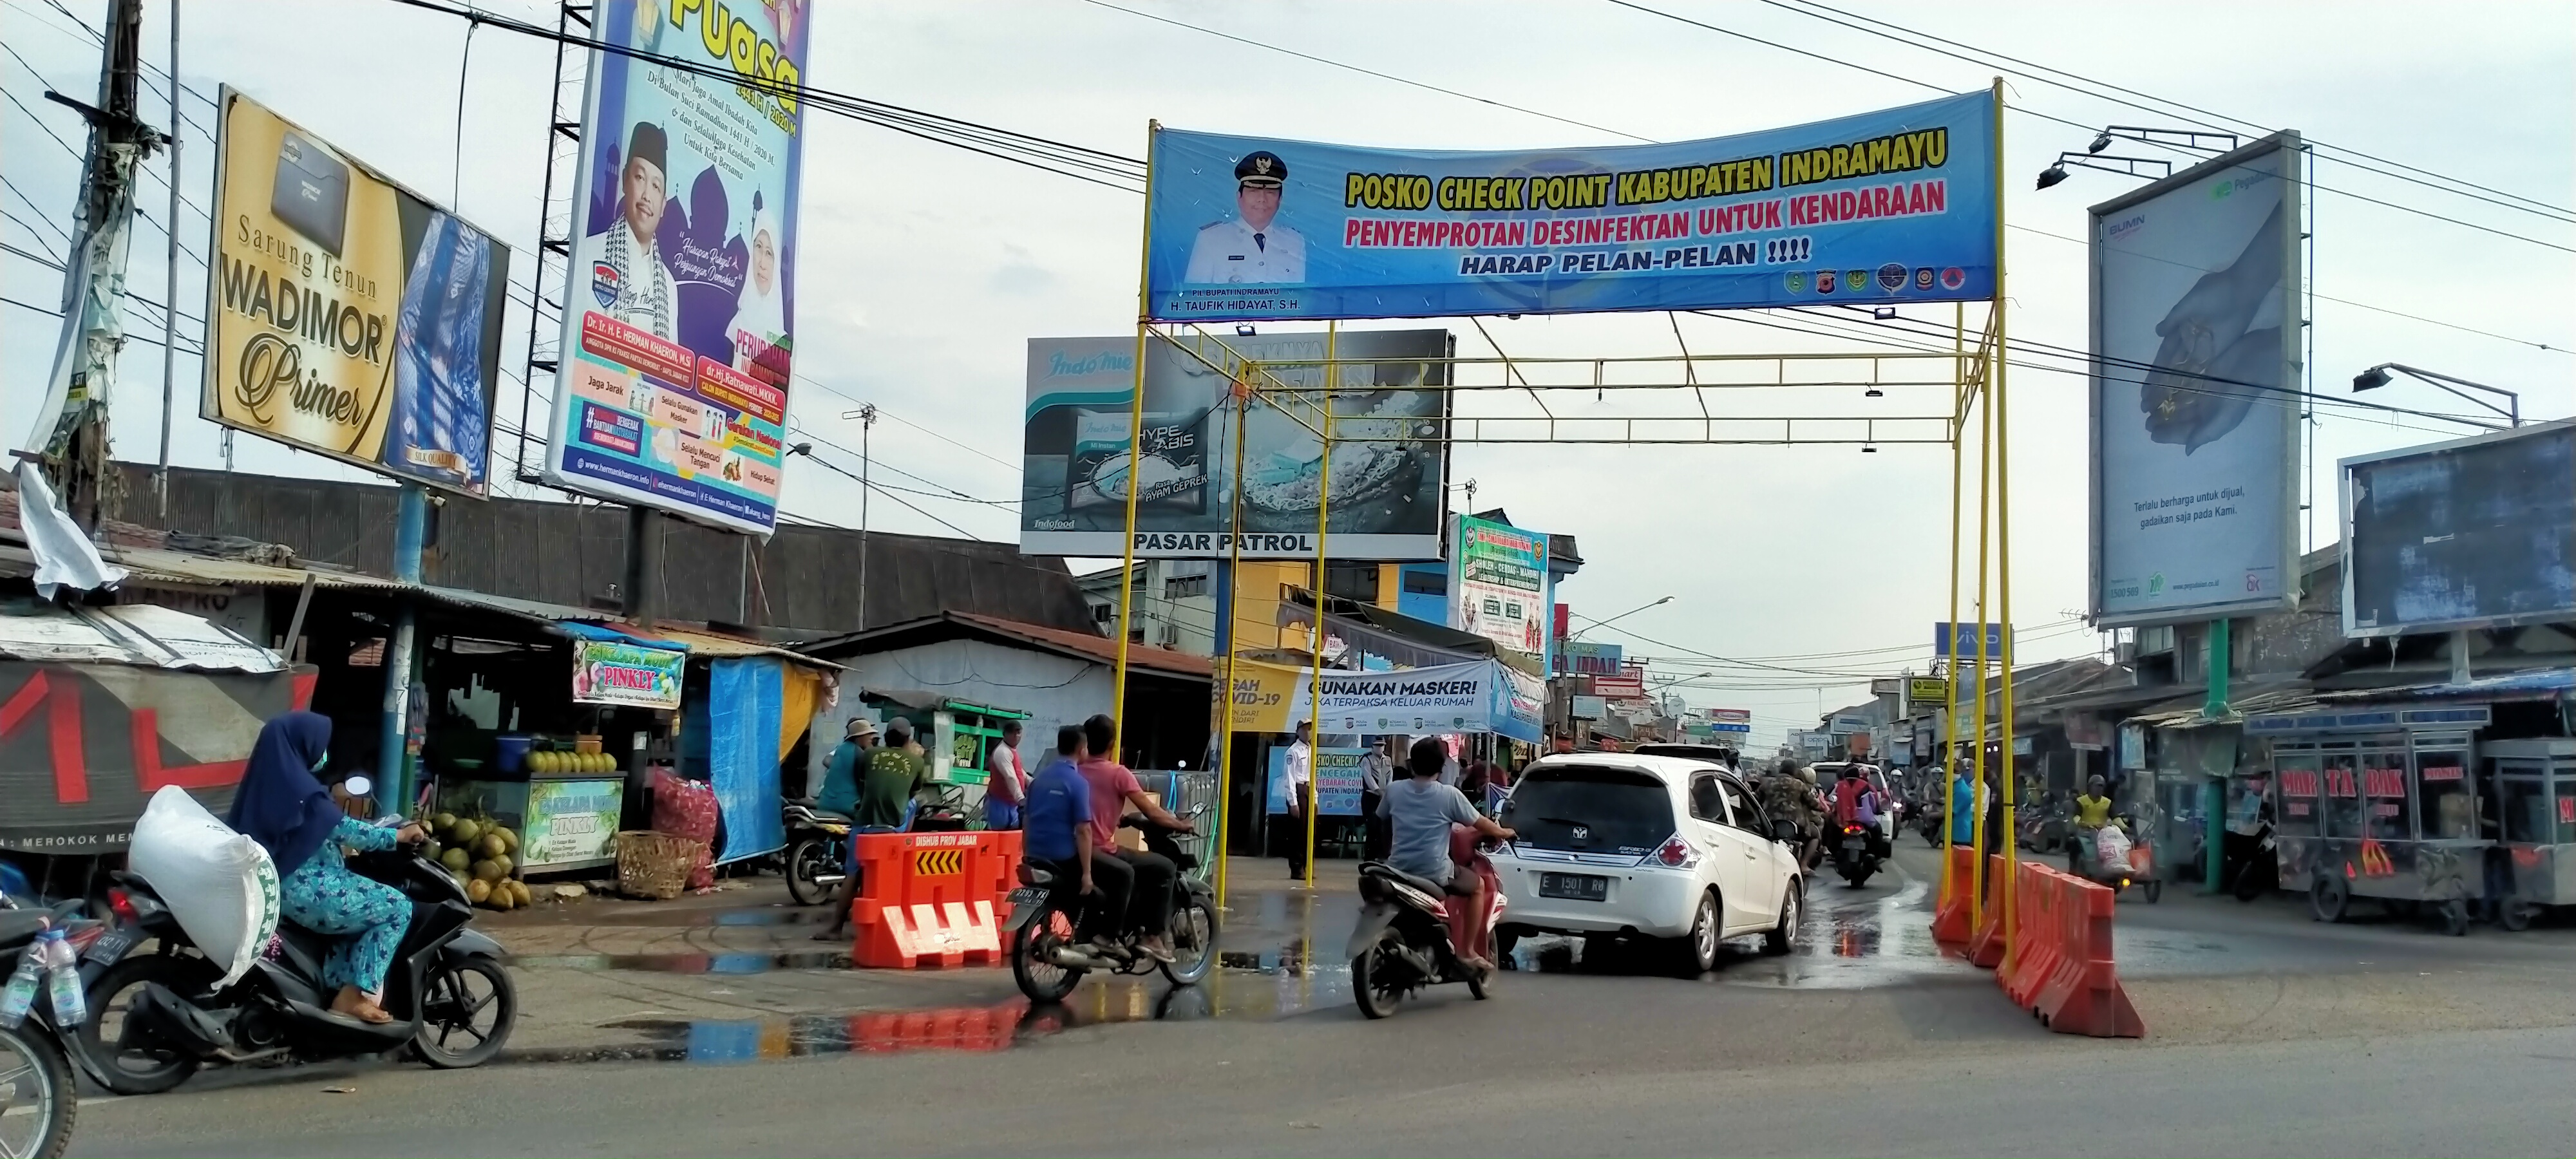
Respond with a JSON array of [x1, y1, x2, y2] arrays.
[[1380, 737, 1515, 974]]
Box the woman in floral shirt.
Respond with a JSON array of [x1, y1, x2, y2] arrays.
[[225, 712, 423, 1024]]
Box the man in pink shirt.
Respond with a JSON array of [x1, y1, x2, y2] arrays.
[[1075, 714, 1194, 961], [983, 720, 1027, 829]]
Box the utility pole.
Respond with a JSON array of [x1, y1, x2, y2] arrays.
[[26, 0, 162, 531], [153, 0, 178, 521], [857, 404, 875, 630]]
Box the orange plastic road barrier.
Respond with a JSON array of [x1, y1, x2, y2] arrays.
[[1996, 860, 2063, 1011], [849, 1001, 1025, 1053], [849, 831, 1023, 969], [1965, 854, 2009, 968], [2027, 864, 2146, 1038], [1931, 845, 1978, 948]]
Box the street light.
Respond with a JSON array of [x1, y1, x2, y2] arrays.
[[2353, 362, 2519, 428], [1571, 595, 1673, 638], [1647, 670, 1715, 690]]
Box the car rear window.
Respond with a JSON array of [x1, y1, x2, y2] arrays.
[[1502, 766, 1674, 856]]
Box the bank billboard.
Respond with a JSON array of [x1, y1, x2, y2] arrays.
[[202, 88, 511, 496], [541, 0, 811, 535], [1019, 329, 1451, 560], [2088, 133, 2303, 627], [1142, 90, 1996, 323]]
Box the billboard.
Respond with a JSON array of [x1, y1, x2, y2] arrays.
[[542, 0, 811, 535], [2342, 420, 2575, 638], [1933, 622, 2009, 659], [1556, 640, 1624, 676], [202, 89, 510, 496], [1454, 513, 1548, 655], [1021, 330, 1452, 559], [1591, 671, 1646, 701], [2089, 133, 2303, 626], [1143, 90, 1997, 323]]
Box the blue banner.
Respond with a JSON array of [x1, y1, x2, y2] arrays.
[[1145, 91, 1995, 322]]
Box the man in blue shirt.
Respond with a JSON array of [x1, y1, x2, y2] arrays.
[[814, 717, 876, 817], [1023, 724, 1132, 944]]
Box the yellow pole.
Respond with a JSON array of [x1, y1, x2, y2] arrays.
[[1110, 122, 1161, 731], [1990, 76, 2020, 961], [1940, 301, 1965, 908], [1304, 324, 1337, 887], [1214, 368, 1251, 913], [1968, 324, 1994, 934]]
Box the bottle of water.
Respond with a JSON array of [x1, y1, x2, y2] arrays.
[[0, 925, 46, 1030], [43, 928, 85, 1026]]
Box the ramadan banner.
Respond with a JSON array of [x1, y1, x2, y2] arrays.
[[542, 0, 811, 535], [1144, 90, 1996, 322]]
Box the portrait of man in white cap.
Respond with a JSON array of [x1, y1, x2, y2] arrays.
[[1184, 149, 1305, 284], [576, 120, 678, 340]]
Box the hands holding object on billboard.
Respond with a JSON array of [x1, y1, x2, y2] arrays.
[[2140, 202, 2286, 454]]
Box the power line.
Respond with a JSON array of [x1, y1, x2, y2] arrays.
[[1769, 0, 2573, 224], [1598, 0, 2574, 254]]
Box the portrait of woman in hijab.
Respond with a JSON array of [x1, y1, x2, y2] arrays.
[[728, 205, 788, 377]]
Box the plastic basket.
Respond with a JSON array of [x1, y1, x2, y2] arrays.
[[615, 831, 706, 900]]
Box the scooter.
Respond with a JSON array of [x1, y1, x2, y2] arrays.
[[1345, 830, 1505, 1019], [779, 798, 851, 906], [2067, 817, 2163, 903], [1828, 822, 1883, 888], [1005, 806, 1218, 1003], [74, 780, 516, 1095], [1, 896, 89, 1159]]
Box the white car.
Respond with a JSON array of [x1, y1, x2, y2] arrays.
[[1491, 753, 1804, 972]]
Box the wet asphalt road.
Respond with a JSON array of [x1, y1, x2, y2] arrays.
[[61, 849, 2576, 1157]]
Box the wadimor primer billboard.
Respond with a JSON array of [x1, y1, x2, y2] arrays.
[[202, 88, 510, 495], [543, 0, 811, 535]]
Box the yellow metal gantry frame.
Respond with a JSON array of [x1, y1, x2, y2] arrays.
[[1113, 81, 2018, 934]]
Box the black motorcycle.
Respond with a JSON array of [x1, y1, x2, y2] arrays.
[[1005, 807, 1217, 1003], [1345, 846, 1501, 1019], [1, 897, 86, 1159], [1827, 822, 1884, 888], [75, 802, 515, 1094], [779, 798, 851, 906]]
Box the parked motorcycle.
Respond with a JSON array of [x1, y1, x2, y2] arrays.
[[75, 789, 516, 1095], [1005, 806, 1218, 1003], [1345, 835, 1504, 1019], [1, 898, 87, 1159], [1828, 822, 1882, 888], [779, 798, 851, 906]]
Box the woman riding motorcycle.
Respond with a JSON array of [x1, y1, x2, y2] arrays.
[[222, 712, 424, 1024]]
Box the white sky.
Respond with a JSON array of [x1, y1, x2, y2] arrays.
[[3, 0, 2568, 749]]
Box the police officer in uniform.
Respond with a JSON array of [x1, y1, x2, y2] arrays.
[[1184, 150, 1305, 284], [574, 121, 678, 340]]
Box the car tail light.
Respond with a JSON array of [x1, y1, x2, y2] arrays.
[[109, 888, 138, 922], [1649, 834, 1698, 869]]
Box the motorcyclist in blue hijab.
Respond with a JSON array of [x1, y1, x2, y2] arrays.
[[224, 711, 423, 1024]]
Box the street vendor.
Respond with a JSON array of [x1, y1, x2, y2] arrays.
[[2073, 773, 2116, 867]]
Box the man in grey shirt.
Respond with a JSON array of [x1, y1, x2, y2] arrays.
[[1379, 737, 1514, 970], [1358, 739, 1394, 860]]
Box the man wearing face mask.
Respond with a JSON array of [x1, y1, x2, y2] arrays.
[[576, 121, 677, 340], [1183, 151, 1305, 284]]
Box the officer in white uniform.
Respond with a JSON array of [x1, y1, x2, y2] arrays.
[[1183, 150, 1305, 284]]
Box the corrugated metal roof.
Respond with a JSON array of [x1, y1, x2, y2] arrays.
[[0, 601, 285, 671]]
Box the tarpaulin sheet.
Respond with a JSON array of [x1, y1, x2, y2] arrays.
[[0, 659, 315, 853], [705, 657, 784, 863]]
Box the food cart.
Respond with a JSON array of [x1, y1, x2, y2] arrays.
[[2256, 705, 2493, 934], [2485, 737, 2576, 930]]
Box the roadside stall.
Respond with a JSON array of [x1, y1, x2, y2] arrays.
[[860, 690, 1030, 814], [2485, 738, 2576, 929], [2255, 705, 2494, 933], [428, 625, 687, 880]]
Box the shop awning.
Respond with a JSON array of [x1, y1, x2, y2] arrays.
[[0, 600, 284, 672], [415, 586, 838, 670], [1278, 587, 1542, 677]]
